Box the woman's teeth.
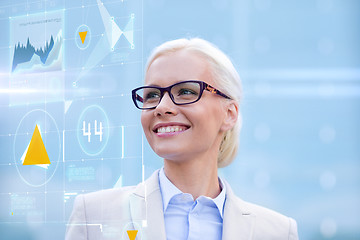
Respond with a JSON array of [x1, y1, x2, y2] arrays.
[[157, 126, 185, 133]]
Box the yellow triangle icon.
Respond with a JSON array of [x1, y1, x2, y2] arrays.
[[23, 125, 51, 166], [126, 230, 138, 240], [79, 31, 88, 44]]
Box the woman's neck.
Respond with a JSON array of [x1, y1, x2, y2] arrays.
[[163, 155, 221, 200]]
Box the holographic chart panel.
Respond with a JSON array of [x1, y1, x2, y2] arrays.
[[0, 0, 143, 239]]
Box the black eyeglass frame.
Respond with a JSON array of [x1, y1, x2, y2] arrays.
[[132, 80, 231, 110]]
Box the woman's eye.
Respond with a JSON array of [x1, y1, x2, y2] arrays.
[[178, 88, 197, 95], [145, 91, 160, 100]]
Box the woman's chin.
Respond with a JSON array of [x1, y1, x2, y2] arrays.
[[152, 146, 188, 162]]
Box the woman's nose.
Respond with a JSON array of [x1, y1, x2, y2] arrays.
[[154, 92, 177, 116]]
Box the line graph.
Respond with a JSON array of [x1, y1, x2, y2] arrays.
[[10, 10, 63, 74], [12, 33, 62, 73], [9, 10, 65, 105]]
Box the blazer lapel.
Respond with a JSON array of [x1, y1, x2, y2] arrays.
[[222, 181, 255, 240], [129, 170, 166, 240]]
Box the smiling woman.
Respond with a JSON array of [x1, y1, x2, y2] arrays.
[[65, 38, 299, 240]]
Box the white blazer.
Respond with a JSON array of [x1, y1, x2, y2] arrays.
[[66, 170, 298, 240]]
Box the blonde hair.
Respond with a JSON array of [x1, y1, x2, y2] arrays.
[[145, 38, 243, 167]]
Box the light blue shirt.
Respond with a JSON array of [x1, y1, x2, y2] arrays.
[[158, 167, 227, 240]]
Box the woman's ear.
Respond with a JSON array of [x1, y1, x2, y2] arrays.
[[221, 101, 239, 132]]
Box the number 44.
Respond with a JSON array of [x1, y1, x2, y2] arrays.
[[83, 120, 103, 142]]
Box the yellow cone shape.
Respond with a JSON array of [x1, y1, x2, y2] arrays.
[[79, 31, 88, 44], [23, 125, 51, 165], [127, 230, 138, 240]]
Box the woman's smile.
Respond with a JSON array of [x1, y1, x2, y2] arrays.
[[153, 122, 191, 137]]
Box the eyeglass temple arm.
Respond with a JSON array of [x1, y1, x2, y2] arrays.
[[205, 84, 231, 99]]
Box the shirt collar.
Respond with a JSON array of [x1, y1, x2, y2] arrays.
[[158, 167, 227, 218]]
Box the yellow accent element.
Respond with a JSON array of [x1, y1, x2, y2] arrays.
[[11, 212, 13, 215], [126, 230, 138, 240], [23, 125, 51, 165], [206, 85, 216, 94], [79, 31, 88, 44]]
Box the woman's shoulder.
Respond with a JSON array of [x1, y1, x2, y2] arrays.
[[224, 182, 298, 239], [233, 196, 298, 238], [235, 196, 292, 221], [225, 181, 294, 222], [69, 185, 139, 224]]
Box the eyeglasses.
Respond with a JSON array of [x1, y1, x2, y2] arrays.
[[132, 80, 231, 110]]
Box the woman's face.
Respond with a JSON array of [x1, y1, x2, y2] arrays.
[[141, 50, 233, 163]]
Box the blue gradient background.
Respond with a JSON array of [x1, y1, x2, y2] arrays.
[[0, 0, 359, 239]]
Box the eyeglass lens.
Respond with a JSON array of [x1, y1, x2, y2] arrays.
[[135, 82, 201, 109]]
